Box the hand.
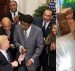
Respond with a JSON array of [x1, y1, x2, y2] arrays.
[[19, 46, 26, 54], [50, 42, 56, 50], [18, 53, 25, 62], [11, 61, 18, 67], [13, 16, 19, 24], [26, 59, 33, 67], [10, 44, 15, 48]]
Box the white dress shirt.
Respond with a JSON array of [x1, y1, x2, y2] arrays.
[[56, 33, 75, 71], [42, 21, 50, 30], [11, 11, 21, 24], [0, 49, 9, 61], [11, 11, 18, 20]]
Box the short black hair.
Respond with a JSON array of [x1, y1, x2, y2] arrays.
[[22, 14, 33, 24]]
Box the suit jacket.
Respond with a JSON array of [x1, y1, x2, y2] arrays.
[[0, 25, 17, 61], [14, 24, 44, 71], [33, 17, 54, 38], [6, 12, 24, 23], [0, 51, 13, 71], [56, 33, 75, 71], [0, 24, 15, 44]]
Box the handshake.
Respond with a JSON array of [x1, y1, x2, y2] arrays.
[[19, 46, 27, 55], [11, 46, 27, 67], [18, 46, 27, 64]]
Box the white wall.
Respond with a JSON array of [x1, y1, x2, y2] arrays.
[[15, 0, 46, 16]]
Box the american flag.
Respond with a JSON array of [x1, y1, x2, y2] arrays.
[[49, 0, 56, 21]]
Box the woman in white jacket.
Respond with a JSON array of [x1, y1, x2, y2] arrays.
[[56, 8, 75, 71]]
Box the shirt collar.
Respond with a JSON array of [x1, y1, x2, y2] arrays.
[[0, 49, 7, 58], [0, 49, 9, 61], [24, 25, 32, 38], [0, 49, 6, 53], [11, 11, 18, 16], [27, 25, 31, 32], [43, 21, 50, 27]]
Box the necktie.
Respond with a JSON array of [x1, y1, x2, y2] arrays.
[[14, 13, 15, 16], [42, 23, 46, 30], [24, 31, 27, 41], [42, 23, 47, 37]]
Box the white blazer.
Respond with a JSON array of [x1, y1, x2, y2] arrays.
[[56, 33, 75, 71]]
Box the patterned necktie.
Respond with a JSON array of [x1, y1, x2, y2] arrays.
[[24, 31, 27, 41]]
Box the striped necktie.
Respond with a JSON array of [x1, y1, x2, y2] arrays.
[[24, 30, 27, 41]]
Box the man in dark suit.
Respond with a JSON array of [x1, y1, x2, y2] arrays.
[[33, 9, 54, 38], [0, 17, 16, 60], [33, 9, 55, 71], [0, 17, 15, 44], [6, 1, 24, 25], [0, 35, 18, 71], [14, 15, 44, 71]]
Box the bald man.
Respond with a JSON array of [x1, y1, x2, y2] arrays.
[[0, 17, 16, 61], [0, 17, 15, 44]]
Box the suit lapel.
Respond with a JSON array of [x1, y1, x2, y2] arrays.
[[21, 27, 25, 39], [9, 12, 13, 22], [40, 19, 43, 28], [26, 24, 34, 43], [45, 22, 51, 31], [0, 52, 9, 64], [20, 25, 27, 47]]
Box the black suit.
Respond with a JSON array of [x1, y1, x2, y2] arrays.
[[33, 17, 53, 38], [0, 25, 17, 61], [0, 24, 15, 44], [0, 51, 13, 71], [6, 12, 24, 24]]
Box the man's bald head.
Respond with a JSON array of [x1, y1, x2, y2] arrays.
[[2, 17, 11, 32]]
